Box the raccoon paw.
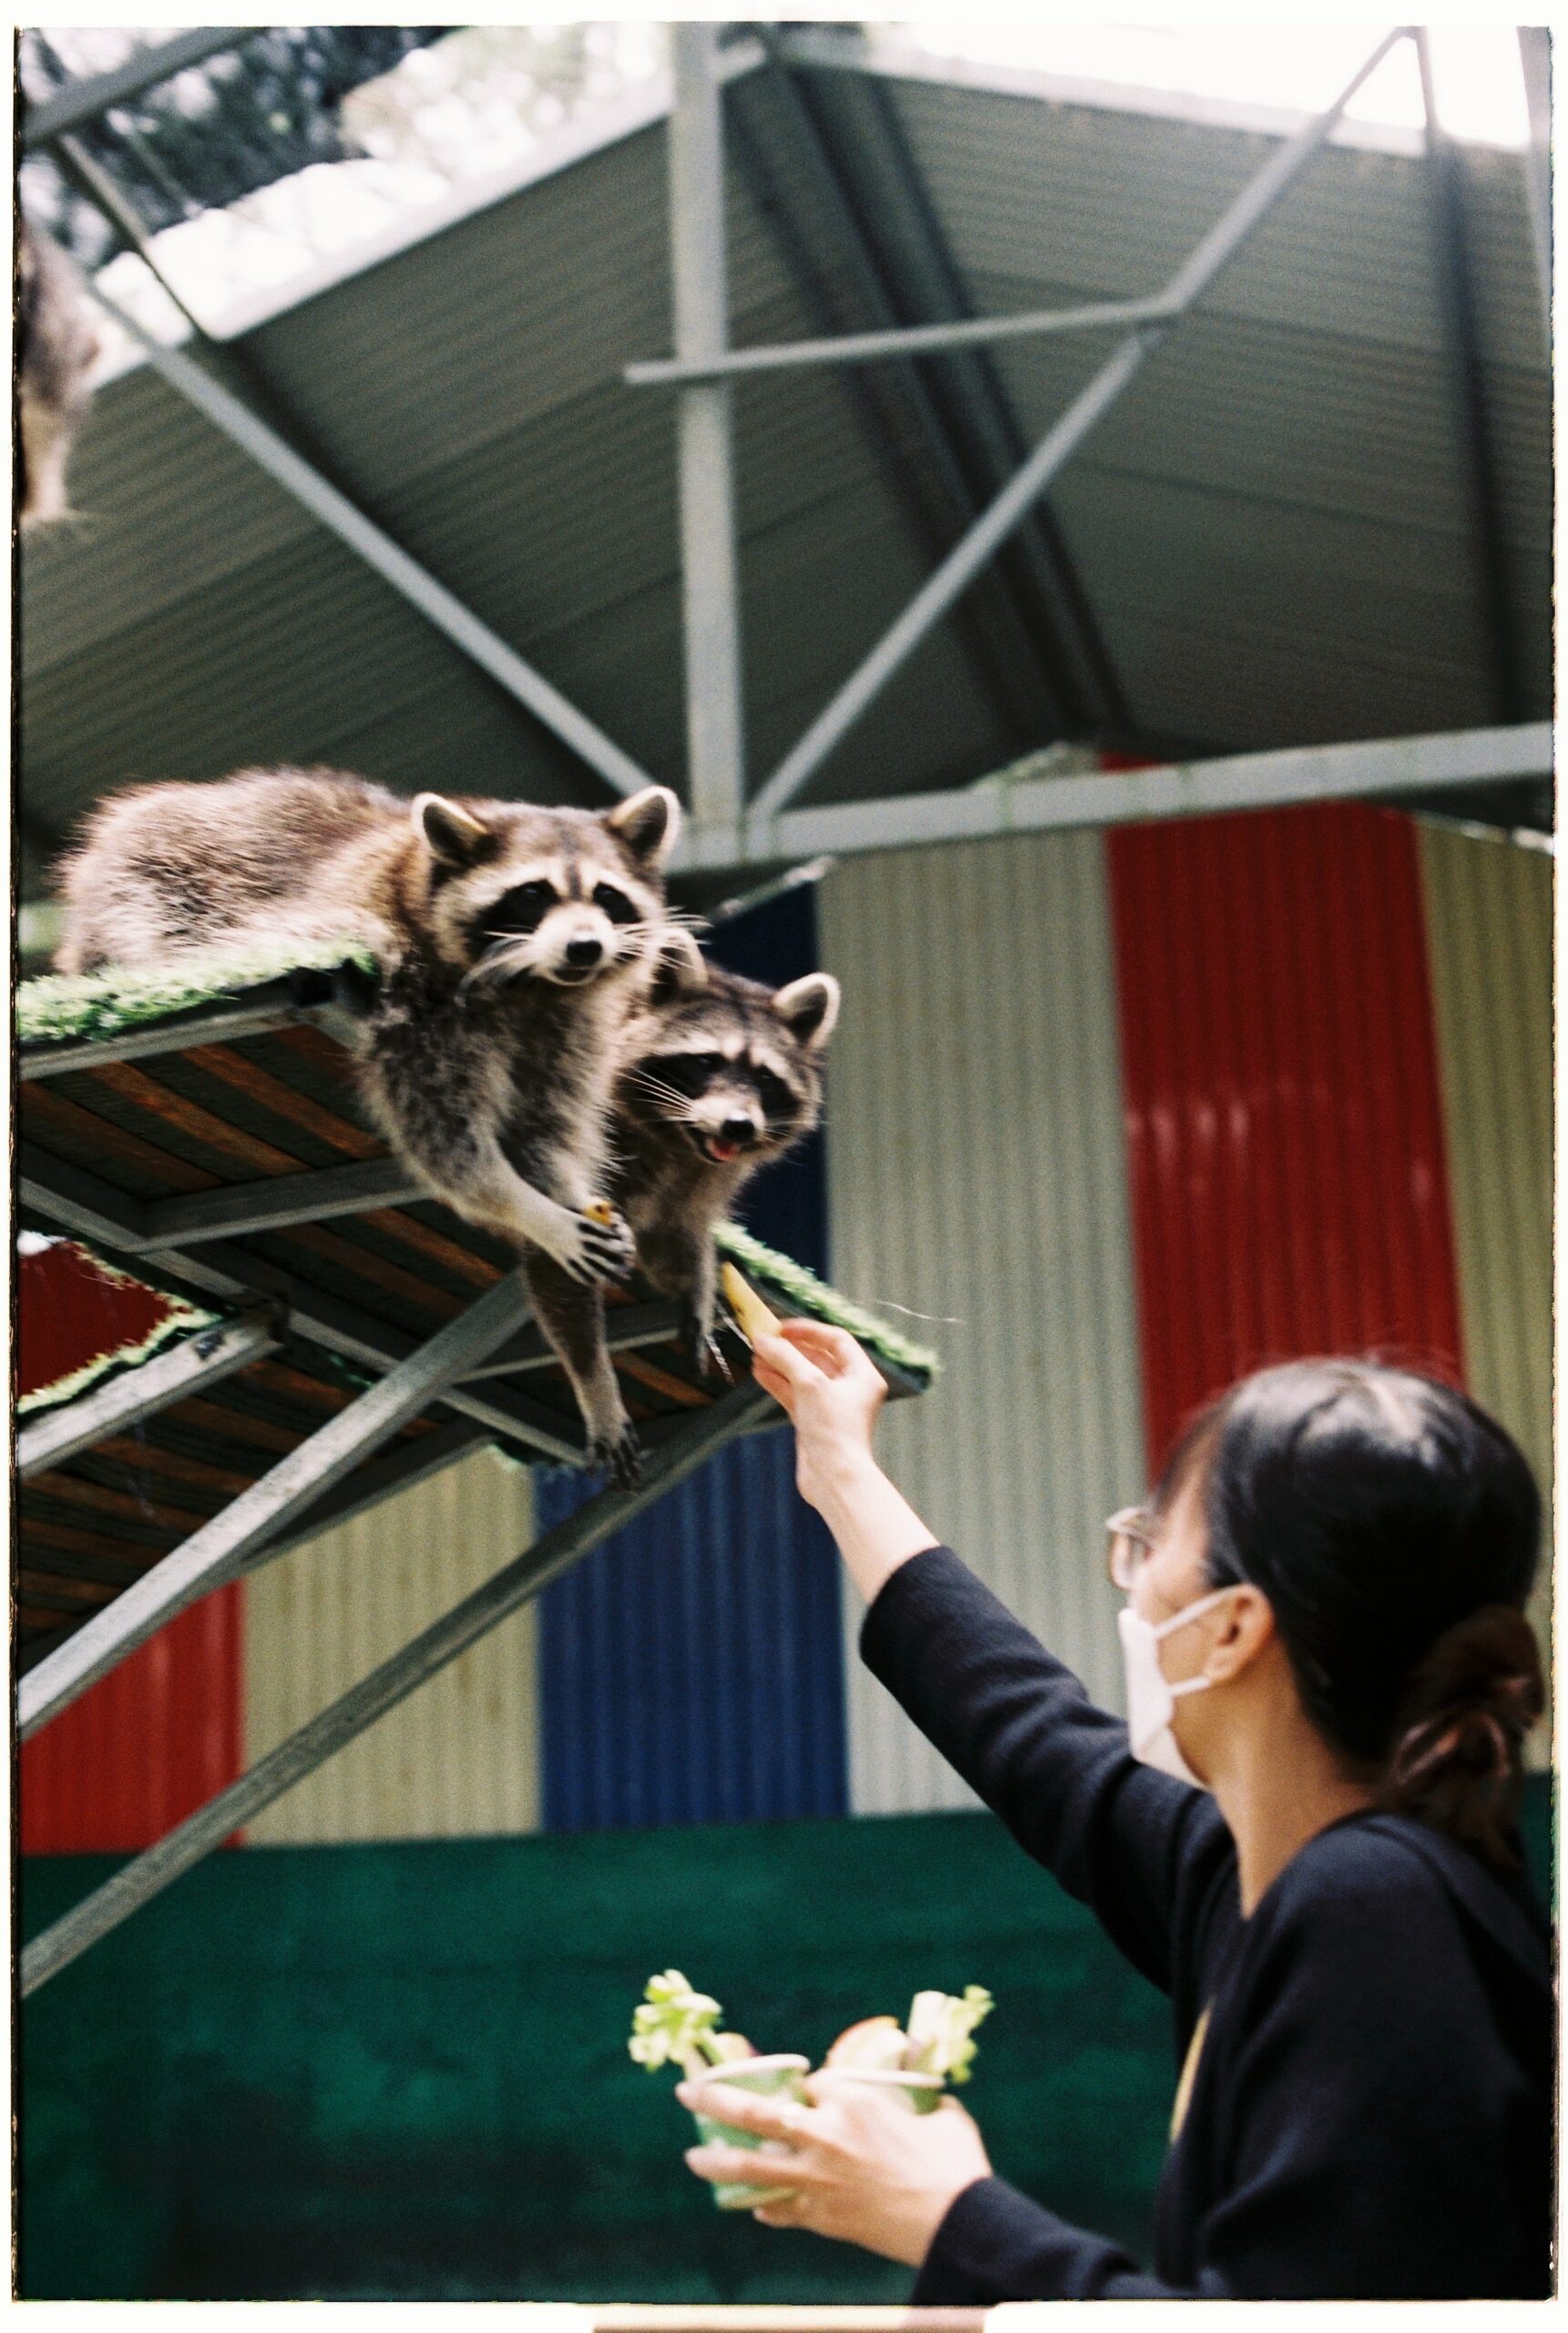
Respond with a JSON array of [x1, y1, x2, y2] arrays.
[[555, 1204, 637, 1288], [591, 1420, 643, 1492]]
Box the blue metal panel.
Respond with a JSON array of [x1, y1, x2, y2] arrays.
[[538, 884, 847, 1829]]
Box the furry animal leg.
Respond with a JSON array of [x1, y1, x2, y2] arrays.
[[523, 1251, 641, 1488], [390, 1126, 634, 1290]]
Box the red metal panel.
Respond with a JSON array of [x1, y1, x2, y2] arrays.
[[18, 1241, 243, 1854], [1109, 802, 1464, 1475]]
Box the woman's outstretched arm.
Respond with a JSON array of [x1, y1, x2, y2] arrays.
[[752, 1322, 1230, 1994]]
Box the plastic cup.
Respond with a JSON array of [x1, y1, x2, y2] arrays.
[[686, 2053, 810, 2211], [813, 2065, 947, 2116]]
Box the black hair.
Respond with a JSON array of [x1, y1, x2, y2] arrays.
[[1155, 1360, 1543, 1870]]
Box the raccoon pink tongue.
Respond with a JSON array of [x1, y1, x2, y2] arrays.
[[711, 1138, 741, 1162]]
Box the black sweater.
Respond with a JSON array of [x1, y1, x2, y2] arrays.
[[859, 1546, 1553, 2302]]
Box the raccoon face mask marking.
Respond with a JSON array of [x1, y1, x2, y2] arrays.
[[621, 946, 836, 1167], [409, 793, 671, 992]]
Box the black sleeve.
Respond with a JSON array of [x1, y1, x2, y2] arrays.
[[913, 2180, 1172, 2303], [859, 1546, 1229, 1991]]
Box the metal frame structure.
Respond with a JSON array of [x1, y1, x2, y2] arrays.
[[17, 979, 927, 1989], [12, 24, 1549, 1989], [22, 25, 1548, 872]]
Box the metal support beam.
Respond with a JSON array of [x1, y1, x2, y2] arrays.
[[1414, 31, 1523, 726], [17, 1311, 280, 1480], [17, 1146, 587, 1468], [674, 723, 1553, 875], [627, 294, 1179, 384], [670, 23, 746, 825], [18, 1270, 535, 1739], [250, 1416, 489, 1566], [141, 1157, 424, 1249], [21, 994, 355, 1080], [79, 272, 657, 802], [21, 1379, 774, 1994], [21, 28, 251, 149], [746, 26, 1410, 819]]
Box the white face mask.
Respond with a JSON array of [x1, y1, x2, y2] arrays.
[[1118, 1587, 1236, 1786]]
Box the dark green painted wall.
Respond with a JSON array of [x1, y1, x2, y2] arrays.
[[20, 1783, 1552, 2301]]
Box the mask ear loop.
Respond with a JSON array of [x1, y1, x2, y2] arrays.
[[1148, 1583, 1241, 1644]]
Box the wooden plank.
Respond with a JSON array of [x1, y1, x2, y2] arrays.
[[21, 1084, 218, 1195], [18, 1473, 210, 1531], [357, 1208, 503, 1290], [20, 1516, 178, 1559], [93, 1436, 256, 1495], [86, 1060, 301, 1176], [615, 1351, 712, 1409], [172, 1397, 301, 1455], [274, 1223, 466, 1321], [18, 1572, 118, 1612], [180, 1041, 382, 1157]]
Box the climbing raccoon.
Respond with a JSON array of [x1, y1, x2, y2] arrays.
[[526, 931, 839, 1386], [18, 221, 101, 529], [54, 766, 685, 1483]]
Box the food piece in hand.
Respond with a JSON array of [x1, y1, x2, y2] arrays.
[[720, 1260, 781, 1346], [904, 1985, 994, 2084], [584, 1198, 617, 1228], [825, 2014, 910, 2073]]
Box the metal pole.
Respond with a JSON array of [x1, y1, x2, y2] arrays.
[[17, 1311, 279, 1480], [21, 28, 251, 149], [21, 1380, 774, 1995], [18, 1271, 535, 1738], [624, 294, 1179, 384], [79, 273, 658, 803], [748, 26, 1410, 821], [670, 22, 746, 826]]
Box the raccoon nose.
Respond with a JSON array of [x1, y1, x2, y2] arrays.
[[565, 936, 603, 968], [721, 1115, 756, 1146]]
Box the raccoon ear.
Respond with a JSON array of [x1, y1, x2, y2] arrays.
[[771, 972, 840, 1052], [605, 785, 682, 868], [414, 793, 491, 867], [648, 928, 710, 1007]]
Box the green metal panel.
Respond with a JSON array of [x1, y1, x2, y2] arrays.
[[19, 1782, 1553, 2299], [1419, 825, 1553, 1742]]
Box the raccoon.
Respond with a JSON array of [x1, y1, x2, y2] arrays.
[[54, 766, 685, 1483], [18, 221, 101, 529], [526, 930, 840, 1383]]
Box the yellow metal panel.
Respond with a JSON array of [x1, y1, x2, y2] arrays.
[[1419, 826, 1553, 1757], [242, 1445, 539, 1843], [820, 828, 1147, 1814]]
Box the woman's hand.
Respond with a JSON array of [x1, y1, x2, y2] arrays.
[[749, 1321, 938, 1607], [678, 2071, 993, 2267], [749, 1321, 889, 1509]]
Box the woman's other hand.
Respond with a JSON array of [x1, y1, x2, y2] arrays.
[[751, 1321, 888, 1507], [677, 2070, 993, 2267]]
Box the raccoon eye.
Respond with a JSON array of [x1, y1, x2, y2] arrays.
[[753, 1067, 797, 1119], [593, 884, 638, 924], [486, 880, 557, 936], [652, 1051, 723, 1097]]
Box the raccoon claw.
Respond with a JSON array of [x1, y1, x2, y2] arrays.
[[591, 1422, 642, 1492], [682, 1303, 729, 1382], [559, 1206, 637, 1288]]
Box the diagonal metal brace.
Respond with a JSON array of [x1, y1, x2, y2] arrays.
[[17, 1310, 281, 1481], [18, 1269, 535, 1740], [20, 1378, 774, 1994]]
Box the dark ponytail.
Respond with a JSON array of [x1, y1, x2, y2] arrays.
[[1378, 1606, 1544, 1865], [1158, 1361, 1543, 1871]]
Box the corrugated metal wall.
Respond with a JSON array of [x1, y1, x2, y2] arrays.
[[536, 886, 849, 1829], [19, 1240, 244, 1855], [242, 1445, 539, 1844], [1418, 824, 1553, 1748], [1109, 802, 1465, 1469], [819, 830, 1148, 1814]]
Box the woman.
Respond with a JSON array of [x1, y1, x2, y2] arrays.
[[681, 1330, 1551, 2300]]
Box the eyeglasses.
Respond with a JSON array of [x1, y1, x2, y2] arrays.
[[1105, 1506, 1159, 1591]]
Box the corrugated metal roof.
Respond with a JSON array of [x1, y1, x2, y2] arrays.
[[819, 829, 1147, 1814], [20, 49, 1549, 854]]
